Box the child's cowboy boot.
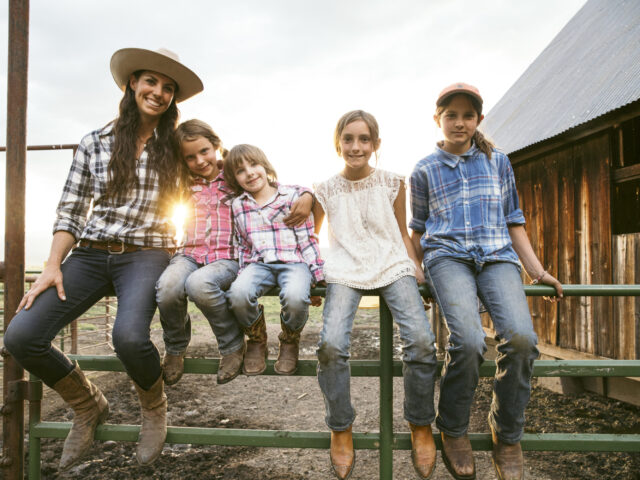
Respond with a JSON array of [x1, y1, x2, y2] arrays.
[[274, 320, 301, 375], [242, 304, 268, 375], [217, 342, 245, 384], [162, 352, 185, 386], [409, 422, 437, 479], [53, 362, 109, 471], [491, 425, 524, 480], [441, 432, 476, 479]]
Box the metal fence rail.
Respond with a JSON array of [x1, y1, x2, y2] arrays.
[[19, 284, 640, 479]]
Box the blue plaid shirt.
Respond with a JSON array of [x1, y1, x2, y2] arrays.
[[409, 143, 525, 268]]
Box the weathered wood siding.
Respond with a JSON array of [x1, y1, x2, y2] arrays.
[[612, 233, 640, 359], [512, 132, 615, 358]]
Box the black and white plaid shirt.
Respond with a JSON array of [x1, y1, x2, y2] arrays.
[[53, 124, 176, 247]]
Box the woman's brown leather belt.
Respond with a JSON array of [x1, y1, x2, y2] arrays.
[[78, 239, 174, 255]]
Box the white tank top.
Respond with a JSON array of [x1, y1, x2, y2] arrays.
[[314, 168, 415, 289]]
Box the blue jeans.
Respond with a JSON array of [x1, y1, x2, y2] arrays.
[[3, 246, 171, 389], [317, 276, 438, 431], [226, 262, 312, 331], [424, 257, 539, 444], [156, 254, 243, 356]]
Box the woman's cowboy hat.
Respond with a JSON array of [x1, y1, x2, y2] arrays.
[[110, 47, 203, 103]]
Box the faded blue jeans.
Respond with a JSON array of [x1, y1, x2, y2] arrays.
[[156, 254, 243, 356], [424, 257, 539, 444], [3, 246, 171, 389], [317, 276, 438, 431], [226, 262, 312, 331]]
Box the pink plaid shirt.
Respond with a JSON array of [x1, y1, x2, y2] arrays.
[[232, 184, 324, 283], [181, 172, 235, 265]]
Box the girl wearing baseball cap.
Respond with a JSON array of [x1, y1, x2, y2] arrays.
[[4, 47, 203, 470], [409, 83, 562, 480]]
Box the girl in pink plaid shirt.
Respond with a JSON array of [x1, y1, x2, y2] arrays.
[[224, 144, 324, 377]]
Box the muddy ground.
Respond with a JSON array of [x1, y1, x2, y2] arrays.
[[8, 313, 640, 479]]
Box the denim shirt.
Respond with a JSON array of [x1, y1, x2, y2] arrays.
[[409, 144, 525, 269]]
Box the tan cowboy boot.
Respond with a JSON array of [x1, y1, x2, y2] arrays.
[[330, 425, 355, 479], [491, 426, 524, 480], [242, 304, 268, 375], [132, 376, 167, 465], [217, 343, 245, 384], [441, 432, 476, 479], [409, 423, 436, 479], [274, 320, 301, 375], [162, 352, 185, 386], [53, 363, 109, 470]]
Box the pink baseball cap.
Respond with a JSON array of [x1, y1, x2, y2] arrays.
[[436, 82, 483, 108]]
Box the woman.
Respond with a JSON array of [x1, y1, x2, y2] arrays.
[[4, 47, 203, 470]]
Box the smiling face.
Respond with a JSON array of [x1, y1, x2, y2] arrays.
[[339, 119, 380, 179], [234, 158, 271, 197], [129, 70, 176, 121], [435, 94, 484, 155], [181, 136, 220, 181]]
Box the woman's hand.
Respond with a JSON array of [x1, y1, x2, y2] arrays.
[[17, 264, 66, 311]]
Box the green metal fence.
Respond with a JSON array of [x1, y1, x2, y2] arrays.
[[22, 285, 640, 479]]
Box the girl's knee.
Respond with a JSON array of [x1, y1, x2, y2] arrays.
[[504, 330, 538, 356], [185, 275, 224, 305], [450, 333, 487, 357]]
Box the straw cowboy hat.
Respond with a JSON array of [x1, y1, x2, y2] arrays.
[[110, 47, 203, 103]]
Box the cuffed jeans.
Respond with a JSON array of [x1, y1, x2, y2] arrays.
[[425, 257, 539, 444], [3, 246, 171, 390], [317, 276, 438, 431], [156, 254, 242, 356], [226, 262, 312, 331]]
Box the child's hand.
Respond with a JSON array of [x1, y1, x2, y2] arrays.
[[310, 295, 323, 307], [284, 193, 313, 227]]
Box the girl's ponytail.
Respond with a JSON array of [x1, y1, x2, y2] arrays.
[[473, 130, 494, 160]]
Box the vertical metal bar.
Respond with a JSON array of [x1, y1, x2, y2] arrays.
[[379, 297, 393, 479], [3, 0, 29, 478], [71, 319, 78, 354], [28, 376, 42, 480]]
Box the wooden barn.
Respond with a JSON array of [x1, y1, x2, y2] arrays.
[[479, 0, 640, 401]]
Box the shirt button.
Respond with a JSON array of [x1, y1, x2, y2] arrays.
[[466, 222, 470, 225]]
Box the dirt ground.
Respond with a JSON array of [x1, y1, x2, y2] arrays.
[[8, 315, 640, 479]]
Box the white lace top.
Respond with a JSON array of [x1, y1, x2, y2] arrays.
[[314, 168, 415, 289]]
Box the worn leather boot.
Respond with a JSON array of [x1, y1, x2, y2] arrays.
[[133, 376, 167, 465], [330, 425, 355, 479], [162, 352, 185, 386], [409, 423, 436, 479], [242, 304, 268, 375], [491, 426, 524, 480], [274, 320, 301, 375], [53, 363, 109, 471], [217, 343, 245, 384], [441, 432, 476, 479]]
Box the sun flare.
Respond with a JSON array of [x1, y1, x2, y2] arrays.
[[171, 203, 187, 246]]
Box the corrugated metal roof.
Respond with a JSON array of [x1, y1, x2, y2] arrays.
[[480, 0, 640, 154]]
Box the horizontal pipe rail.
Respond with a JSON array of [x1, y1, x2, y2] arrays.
[[68, 355, 640, 378], [29, 423, 640, 453]]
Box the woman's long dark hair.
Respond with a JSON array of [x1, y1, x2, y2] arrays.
[[106, 71, 180, 215]]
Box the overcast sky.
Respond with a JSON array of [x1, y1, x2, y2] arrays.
[[0, 0, 588, 266]]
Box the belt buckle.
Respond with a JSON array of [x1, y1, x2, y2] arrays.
[[107, 239, 125, 255]]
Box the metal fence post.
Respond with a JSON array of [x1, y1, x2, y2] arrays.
[[379, 297, 394, 479]]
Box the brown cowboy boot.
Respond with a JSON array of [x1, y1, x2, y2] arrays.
[[441, 432, 476, 479], [217, 343, 245, 384], [53, 363, 109, 471], [132, 376, 167, 465], [330, 425, 355, 479], [491, 426, 524, 480], [162, 352, 184, 386], [274, 320, 301, 375], [409, 423, 436, 479], [242, 304, 268, 375]]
